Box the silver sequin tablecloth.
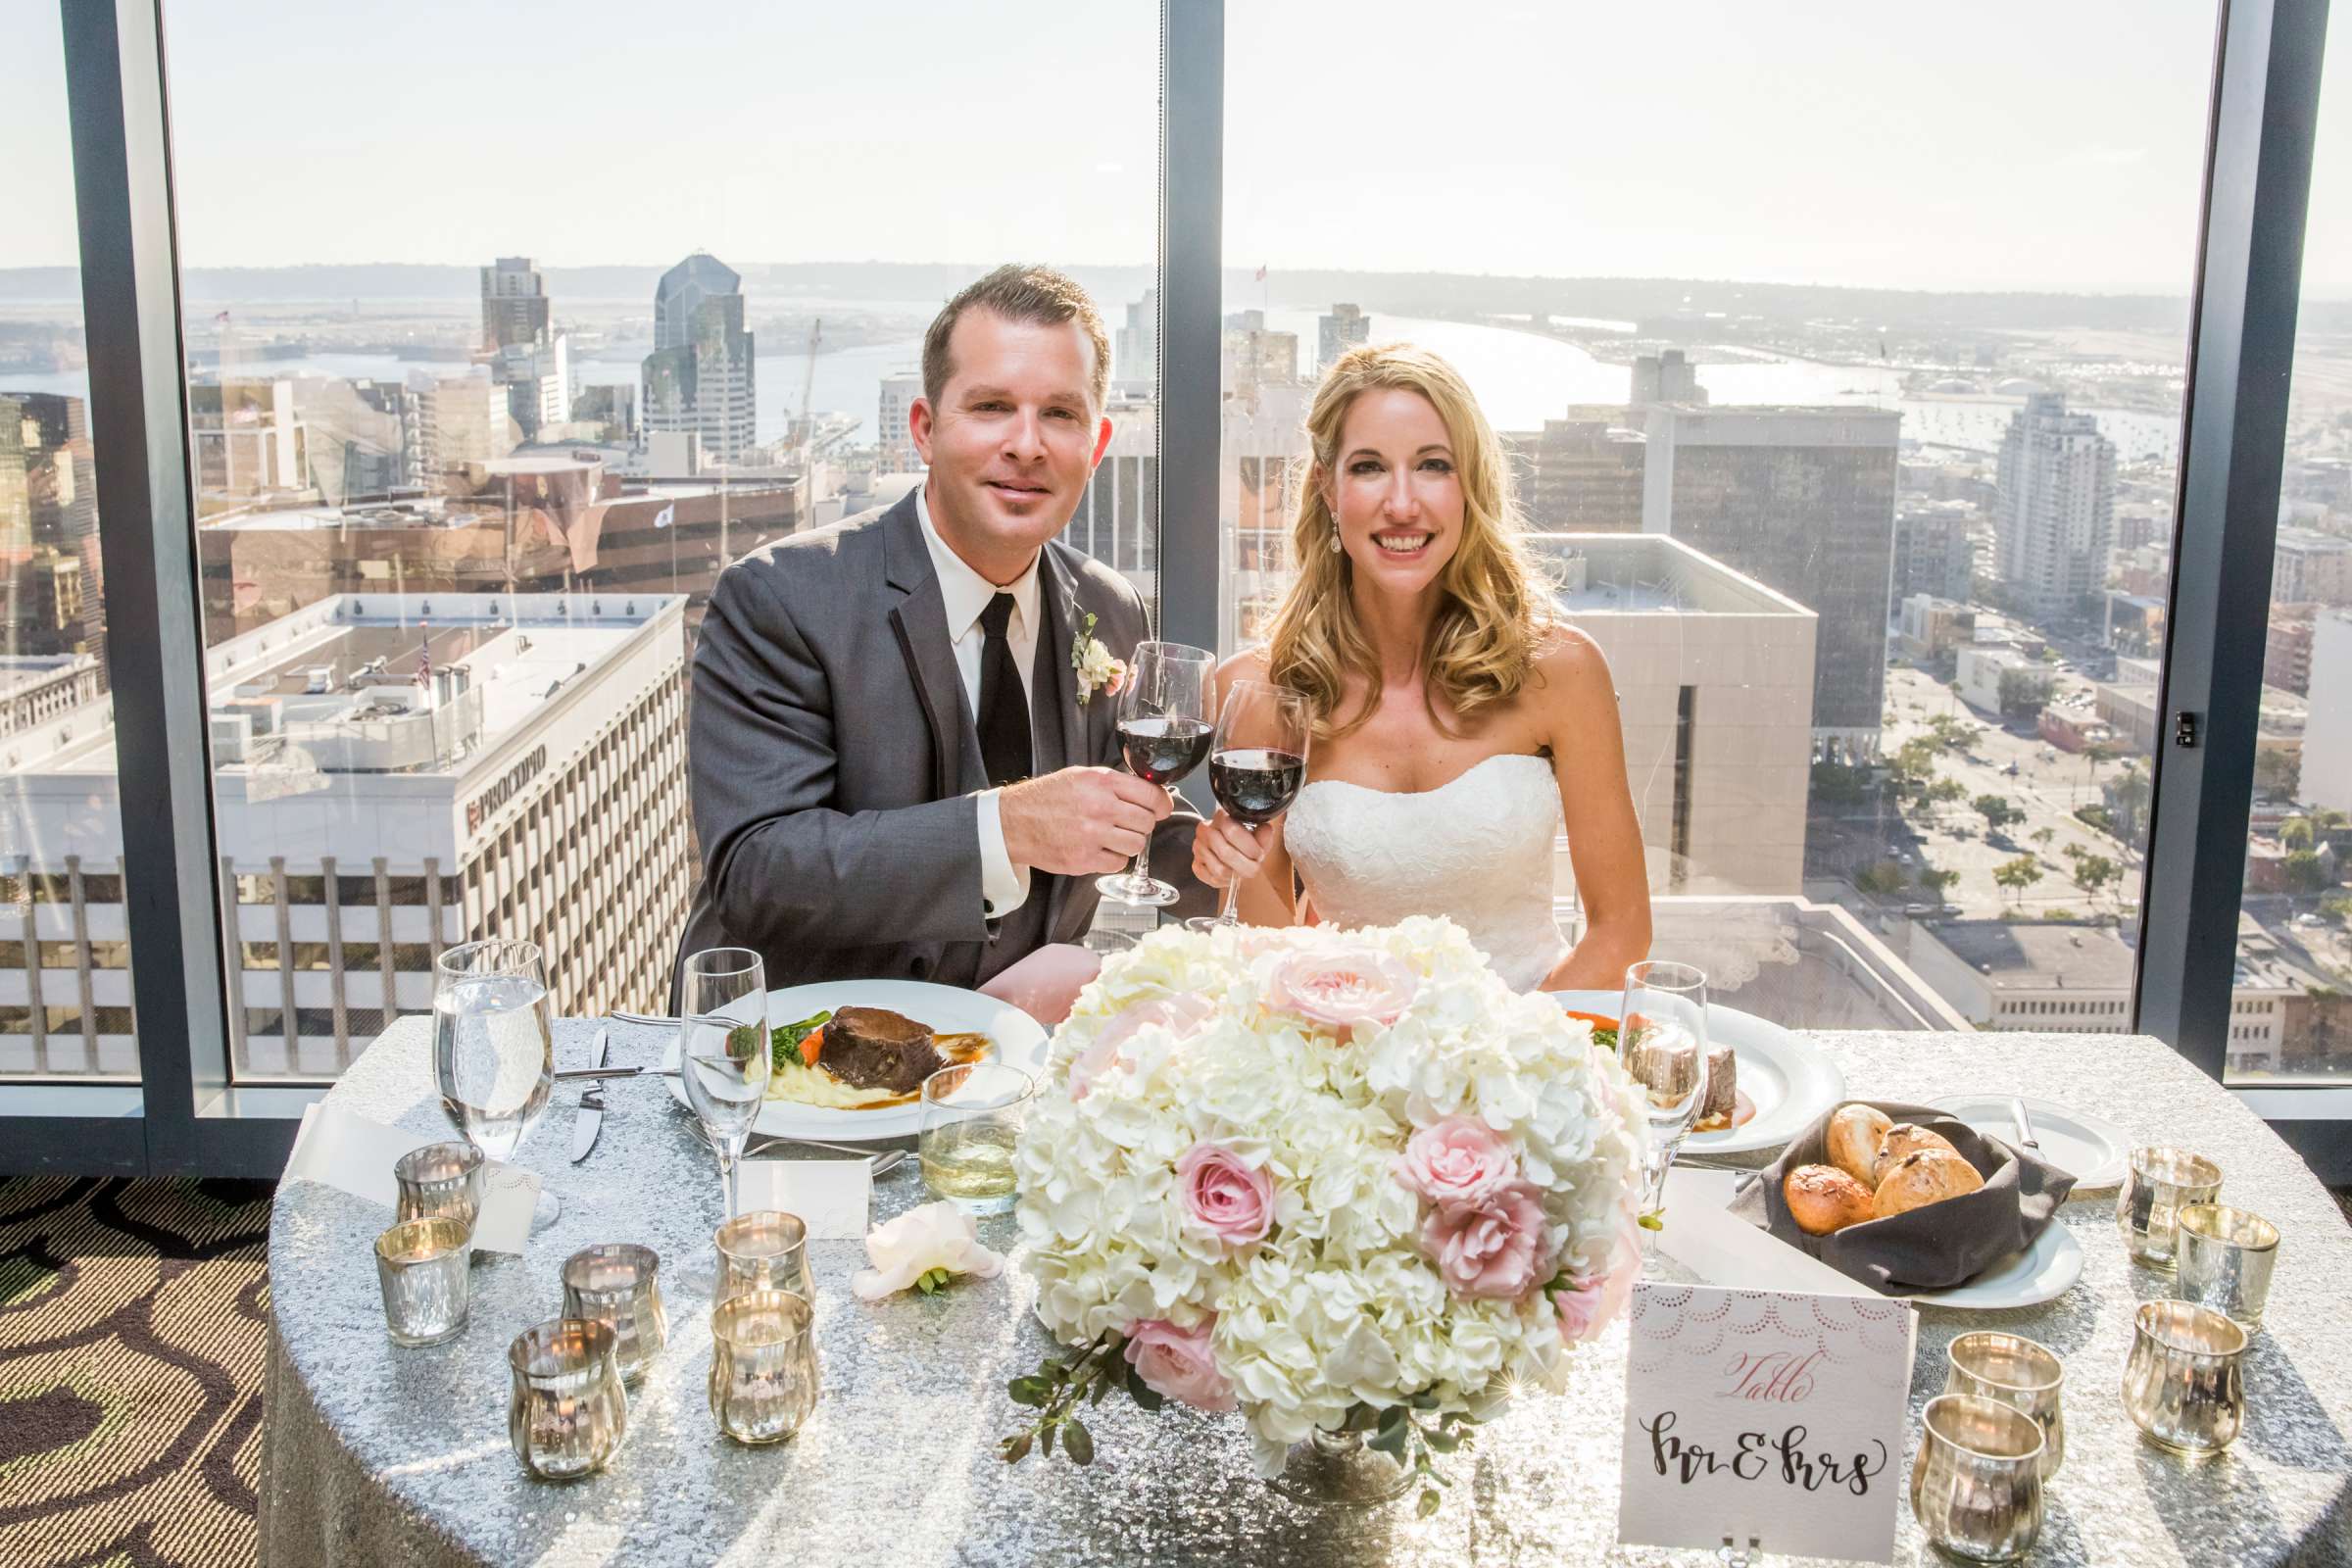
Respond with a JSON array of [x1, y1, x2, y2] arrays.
[[261, 1021, 2352, 1566]]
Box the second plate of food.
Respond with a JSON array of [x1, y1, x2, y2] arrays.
[[663, 979, 1051, 1141], [1553, 991, 1843, 1154]]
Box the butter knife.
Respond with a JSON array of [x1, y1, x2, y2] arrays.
[[2010, 1096, 2040, 1153], [570, 1028, 610, 1163]]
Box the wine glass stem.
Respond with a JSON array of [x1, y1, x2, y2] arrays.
[[717, 1137, 745, 1221], [1215, 876, 1242, 926], [1126, 846, 1152, 889]]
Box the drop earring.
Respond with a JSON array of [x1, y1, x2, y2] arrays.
[[1328, 525, 1344, 555]]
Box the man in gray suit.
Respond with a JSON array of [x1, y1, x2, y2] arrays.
[[679, 265, 1204, 994]]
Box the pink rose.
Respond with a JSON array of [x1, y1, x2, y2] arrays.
[[1103, 660, 1127, 698], [1420, 1184, 1547, 1301], [1123, 1317, 1237, 1412], [1394, 1115, 1519, 1211], [1175, 1142, 1275, 1247], [1267, 948, 1417, 1040], [1551, 1219, 1642, 1343], [1069, 993, 1212, 1101]]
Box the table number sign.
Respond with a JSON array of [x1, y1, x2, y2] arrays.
[[1618, 1283, 1917, 1565]]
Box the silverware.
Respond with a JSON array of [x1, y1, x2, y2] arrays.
[[556, 1065, 644, 1082], [743, 1138, 908, 1175], [612, 1009, 680, 1028], [569, 1029, 610, 1163], [2010, 1096, 2040, 1153]]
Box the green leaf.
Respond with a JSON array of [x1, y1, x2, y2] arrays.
[[1417, 1489, 1442, 1519], [1089, 1371, 1111, 1405], [1039, 1424, 1055, 1457], [1002, 1433, 1033, 1463], [1125, 1363, 1164, 1411], [1637, 1209, 1665, 1232], [1063, 1418, 1095, 1465], [1367, 1422, 1409, 1459], [1377, 1404, 1409, 1435], [1009, 1376, 1052, 1407], [1423, 1428, 1461, 1453], [1408, 1391, 1441, 1410]]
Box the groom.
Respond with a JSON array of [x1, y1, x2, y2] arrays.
[[678, 264, 1206, 995]]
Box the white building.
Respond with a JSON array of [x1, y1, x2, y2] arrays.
[[407, 368, 517, 482], [877, 370, 923, 473], [1955, 644, 2049, 716], [1116, 290, 1158, 390], [2305, 609, 2352, 814], [2273, 526, 2352, 608], [1994, 394, 2116, 619], [0, 592, 689, 1083]]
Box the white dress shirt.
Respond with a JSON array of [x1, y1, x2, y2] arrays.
[[915, 485, 1038, 919]]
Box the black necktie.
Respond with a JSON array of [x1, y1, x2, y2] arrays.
[[977, 592, 1030, 789]]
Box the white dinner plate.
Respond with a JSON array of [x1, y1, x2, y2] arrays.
[[1900, 1220, 2085, 1310], [1925, 1094, 2130, 1191], [662, 979, 1050, 1142], [1553, 991, 1844, 1154]]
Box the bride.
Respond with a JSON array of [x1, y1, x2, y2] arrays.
[[1192, 342, 1651, 992]]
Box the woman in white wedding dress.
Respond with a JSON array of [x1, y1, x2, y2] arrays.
[[1192, 343, 1651, 992]]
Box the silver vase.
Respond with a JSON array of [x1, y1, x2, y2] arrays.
[[1266, 1428, 1415, 1507]]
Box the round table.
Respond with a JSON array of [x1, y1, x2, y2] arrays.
[[261, 1019, 2352, 1566]]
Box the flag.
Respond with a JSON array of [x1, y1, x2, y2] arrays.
[[653, 503, 675, 529], [214, 311, 230, 325], [1253, 265, 1267, 283], [416, 631, 431, 687]]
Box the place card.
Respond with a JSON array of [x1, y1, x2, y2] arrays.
[[284, 1102, 538, 1254], [1654, 1168, 1876, 1297], [738, 1159, 872, 1239], [1618, 1283, 1917, 1565]]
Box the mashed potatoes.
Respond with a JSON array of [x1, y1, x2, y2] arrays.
[[765, 1054, 904, 1109]]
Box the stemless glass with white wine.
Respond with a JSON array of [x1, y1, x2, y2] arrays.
[[917, 1062, 1035, 1214], [432, 939, 561, 1230]]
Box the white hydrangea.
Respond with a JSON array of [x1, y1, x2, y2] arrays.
[[1015, 917, 1643, 1475]]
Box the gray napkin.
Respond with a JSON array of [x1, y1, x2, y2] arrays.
[[1726, 1101, 2076, 1293]]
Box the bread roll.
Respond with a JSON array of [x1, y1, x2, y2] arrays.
[[1870, 1148, 1984, 1219], [1826, 1103, 1893, 1187], [1785, 1164, 1877, 1236], [1872, 1122, 1960, 1187]]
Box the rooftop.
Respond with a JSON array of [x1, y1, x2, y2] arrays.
[[1924, 919, 2139, 992], [1527, 533, 1815, 618]]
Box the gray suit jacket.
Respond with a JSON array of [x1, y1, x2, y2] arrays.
[[678, 488, 1205, 994]]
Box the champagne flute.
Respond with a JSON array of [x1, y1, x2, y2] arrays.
[[432, 939, 561, 1231], [677, 947, 772, 1294], [1618, 959, 1710, 1248], [1097, 640, 1215, 907], [1186, 679, 1310, 932]]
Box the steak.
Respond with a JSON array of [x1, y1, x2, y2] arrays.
[[1698, 1045, 1737, 1125], [822, 1006, 945, 1096]]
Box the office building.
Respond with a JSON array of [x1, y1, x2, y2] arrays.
[[1636, 404, 1901, 757], [1117, 290, 1159, 388], [1994, 394, 2117, 619], [1220, 378, 1316, 650], [1896, 594, 1976, 662], [1892, 500, 1977, 603], [2305, 610, 2352, 814], [190, 380, 310, 514], [479, 256, 552, 353], [1220, 311, 1299, 393], [1531, 533, 1818, 894], [877, 370, 923, 473], [1516, 413, 1645, 532], [2273, 526, 2352, 607], [407, 368, 516, 482], [1066, 400, 1157, 602], [292, 376, 421, 502], [0, 592, 690, 1081], [1955, 644, 2051, 718], [1316, 303, 1369, 373], [643, 253, 758, 466], [1632, 350, 1705, 406], [0, 393, 107, 671], [2266, 608, 2314, 695], [492, 335, 572, 442]]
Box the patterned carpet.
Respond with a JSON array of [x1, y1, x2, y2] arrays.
[[0, 1178, 271, 1568]]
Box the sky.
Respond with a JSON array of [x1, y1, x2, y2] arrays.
[[6, 0, 2348, 296]]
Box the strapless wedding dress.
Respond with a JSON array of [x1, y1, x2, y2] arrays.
[[1282, 753, 1569, 992]]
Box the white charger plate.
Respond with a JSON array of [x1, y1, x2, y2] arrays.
[[1554, 991, 1844, 1154], [1925, 1094, 2129, 1191], [662, 979, 1049, 1141], [1900, 1220, 2085, 1310]]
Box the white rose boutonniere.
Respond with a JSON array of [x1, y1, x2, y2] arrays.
[[1071, 612, 1127, 706]]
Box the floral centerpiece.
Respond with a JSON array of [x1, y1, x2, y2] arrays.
[[1002, 917, 1644, 1510]]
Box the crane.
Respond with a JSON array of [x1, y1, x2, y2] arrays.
[[794, 317, 822, 477]]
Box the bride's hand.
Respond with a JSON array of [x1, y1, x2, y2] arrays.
[[1192, 811, 1274, 889]]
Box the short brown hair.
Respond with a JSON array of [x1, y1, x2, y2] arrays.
[[921, 264, 1110, 414]]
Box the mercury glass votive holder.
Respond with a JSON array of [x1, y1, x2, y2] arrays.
[[373, 1216, 470, 1348], [394, 1141, 485, 1234], [508, 1318, 628, 1482], [2116, 1146, 2223, 1269], [2124, 1299, 2247, 1458], [709, 1290, 820, 1445], [1942, 1332, 2066, 1481], [1909, 1394, 2046, 1564], [714, 1210, 814, 1306], [2176, 1204, 2280, 1333], [561, 1244, 667, 1385]]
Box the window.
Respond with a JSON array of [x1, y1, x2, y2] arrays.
[[2230, 18, 2352, 1084], [0, 11, 139, 1086], [1221, 0, 2211, 1033], [163, 4, 1158, 1081]]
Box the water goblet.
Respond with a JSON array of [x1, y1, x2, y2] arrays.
[[432, 939, 560, 1230]]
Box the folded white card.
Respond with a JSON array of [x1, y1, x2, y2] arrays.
[[737, 1159, 872, 1239], [1655, 1168, 1874, 1298], [283, 1102, 538, 1255]]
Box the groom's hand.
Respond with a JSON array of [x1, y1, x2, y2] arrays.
[[1000, 767, 1171, 876]]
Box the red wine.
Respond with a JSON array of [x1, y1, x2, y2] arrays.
[[1119, 716, 1212, 785], [1209, 748, 1306, 827]]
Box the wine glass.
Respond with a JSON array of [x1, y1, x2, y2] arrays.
[[1186, 678, 1311, 932], [1618, 959, 1710, 1247], [1096, 640, 1216, 907], [676, 947, 772, 1294], [432, 939, 561, 1231]]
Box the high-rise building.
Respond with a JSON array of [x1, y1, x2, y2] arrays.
[[1892, 500, 1977, 603], [406, 368, 516, 483], [643, 254, 757, 466], [1316, 303, 1369, 374], [292, 377, 419, 502], [492, 335, 572, 441], [1994, 393, 2117, 620], [1220, 311, 1299, 395], [1636, 405, 1900, 756], [190, 379, 311, 515], [1515, 413, 1645, 532], [480, 257, 552, 353], [0, 393, 107, 671], [1632, 350, 1705, 406], [877, 370, 924, 473], [2273, 525, 2352, 607], [1116, 291, 1158, 388], [2304, 610, 2352, 814], [1067, 400, 1157, 602]]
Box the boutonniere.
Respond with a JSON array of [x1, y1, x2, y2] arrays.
[[1071, 611, 1127, 707]]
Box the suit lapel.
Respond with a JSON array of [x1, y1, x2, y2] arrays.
[[881, 494, 979, 801]]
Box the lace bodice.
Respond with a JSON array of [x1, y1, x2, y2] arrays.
[[1282, 753, 1569, 992]]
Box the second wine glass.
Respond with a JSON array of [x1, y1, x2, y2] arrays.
[[1187, 678, 1311, 932], [1097, 640, 1216, 907], [676, 946, 772, 1295], [1618, 959, 1710, 1249]]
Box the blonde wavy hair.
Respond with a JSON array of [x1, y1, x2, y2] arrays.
[[1264, 342, 1553, 738]]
